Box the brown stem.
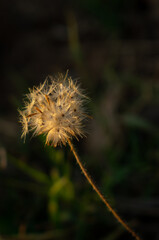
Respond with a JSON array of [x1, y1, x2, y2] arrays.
[[67, 139, 141, 240]]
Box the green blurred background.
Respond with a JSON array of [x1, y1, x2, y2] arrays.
[[0, 0, 159, 239]]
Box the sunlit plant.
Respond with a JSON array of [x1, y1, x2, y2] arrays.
[[19, 71, 141, 240]]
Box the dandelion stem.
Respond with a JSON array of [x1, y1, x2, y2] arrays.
[[67, 139, 141, 240]]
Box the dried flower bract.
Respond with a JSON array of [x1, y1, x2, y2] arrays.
[[19, 72, 88, 147]]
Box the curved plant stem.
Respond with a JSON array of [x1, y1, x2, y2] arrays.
[[67, 139, 141, 240]]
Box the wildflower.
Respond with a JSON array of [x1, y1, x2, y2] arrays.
[[19, 72, 141, 240], [19, 72, 88, 147]]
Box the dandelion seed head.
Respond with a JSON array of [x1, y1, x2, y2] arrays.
[[19, 73, 88, 147]]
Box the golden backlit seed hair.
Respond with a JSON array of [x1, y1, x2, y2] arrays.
[[19, 72, 88, 147]]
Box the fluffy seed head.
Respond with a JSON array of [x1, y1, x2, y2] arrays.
[[19, 72, 88, 147]]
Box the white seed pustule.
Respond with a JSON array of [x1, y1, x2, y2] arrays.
[[19, 73, 88, 147]]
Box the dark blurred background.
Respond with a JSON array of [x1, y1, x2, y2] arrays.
[[0, 0, 159, 239]]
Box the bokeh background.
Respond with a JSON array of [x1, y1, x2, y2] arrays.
[[0, 0, 159, 239]]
